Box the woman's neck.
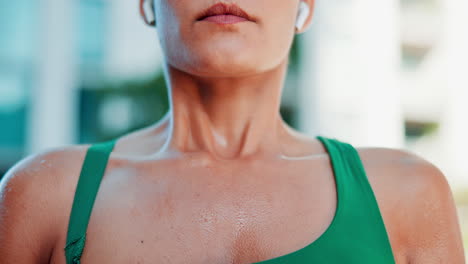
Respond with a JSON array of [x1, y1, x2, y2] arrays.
[[157, 59, 294, 160]]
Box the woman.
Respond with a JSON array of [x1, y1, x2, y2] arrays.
[[0, 0, 464, 263]]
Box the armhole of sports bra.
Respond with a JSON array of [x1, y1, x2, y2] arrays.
[[317, 136, 377, 205], [64, 139, 117, 264], [316, 136, 384, 221], [316, 136, 349, 223], [335, 140, 396, 263]]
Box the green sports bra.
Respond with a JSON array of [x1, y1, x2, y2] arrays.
[[64, 136, 396, 264]]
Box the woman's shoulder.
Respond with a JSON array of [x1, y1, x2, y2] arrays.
[[354, 146, 464, 262], [0, 143, 94, 222], [355, 146, 449, 197], [355, 146, 452, 225], [0, 143, 92, 262], [1, 143, 92, 191]]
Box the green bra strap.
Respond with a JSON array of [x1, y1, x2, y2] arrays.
[[64, 139, 117, 264], [316, 135, 348, 203], [317, 135, 396, 263]]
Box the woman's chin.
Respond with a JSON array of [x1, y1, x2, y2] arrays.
[[189, 53, 260, 77], [192, 63, 259, 77]]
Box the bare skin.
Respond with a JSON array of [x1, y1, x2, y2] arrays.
[[0, 0, 465, 263]]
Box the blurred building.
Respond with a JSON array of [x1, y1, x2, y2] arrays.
[[0, 0, 163, 175], [399, 0, 468, 189], [0, 0, 39, 171], [297, 0, 403, 148]]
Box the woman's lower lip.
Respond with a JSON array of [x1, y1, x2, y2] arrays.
[[201, 14, 248, 24]]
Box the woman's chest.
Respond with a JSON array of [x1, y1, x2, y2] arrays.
[[53, 159, 339, 264]]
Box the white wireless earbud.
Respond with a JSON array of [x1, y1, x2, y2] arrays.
[[295, 1, 310, 31], [142, 0, 156, 26]]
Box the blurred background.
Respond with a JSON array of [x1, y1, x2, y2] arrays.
[[1, 0, 467, 257]]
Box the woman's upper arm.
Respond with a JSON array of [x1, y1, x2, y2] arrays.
[[0, 152, 64, 263]]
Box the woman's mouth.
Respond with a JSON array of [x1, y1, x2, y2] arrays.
[[201, 14, 248, 24], [196, 3, 254, 24]]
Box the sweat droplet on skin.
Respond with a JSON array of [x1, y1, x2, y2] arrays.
[[213, 130, 227, 147], [38, 159, 52, 168]]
